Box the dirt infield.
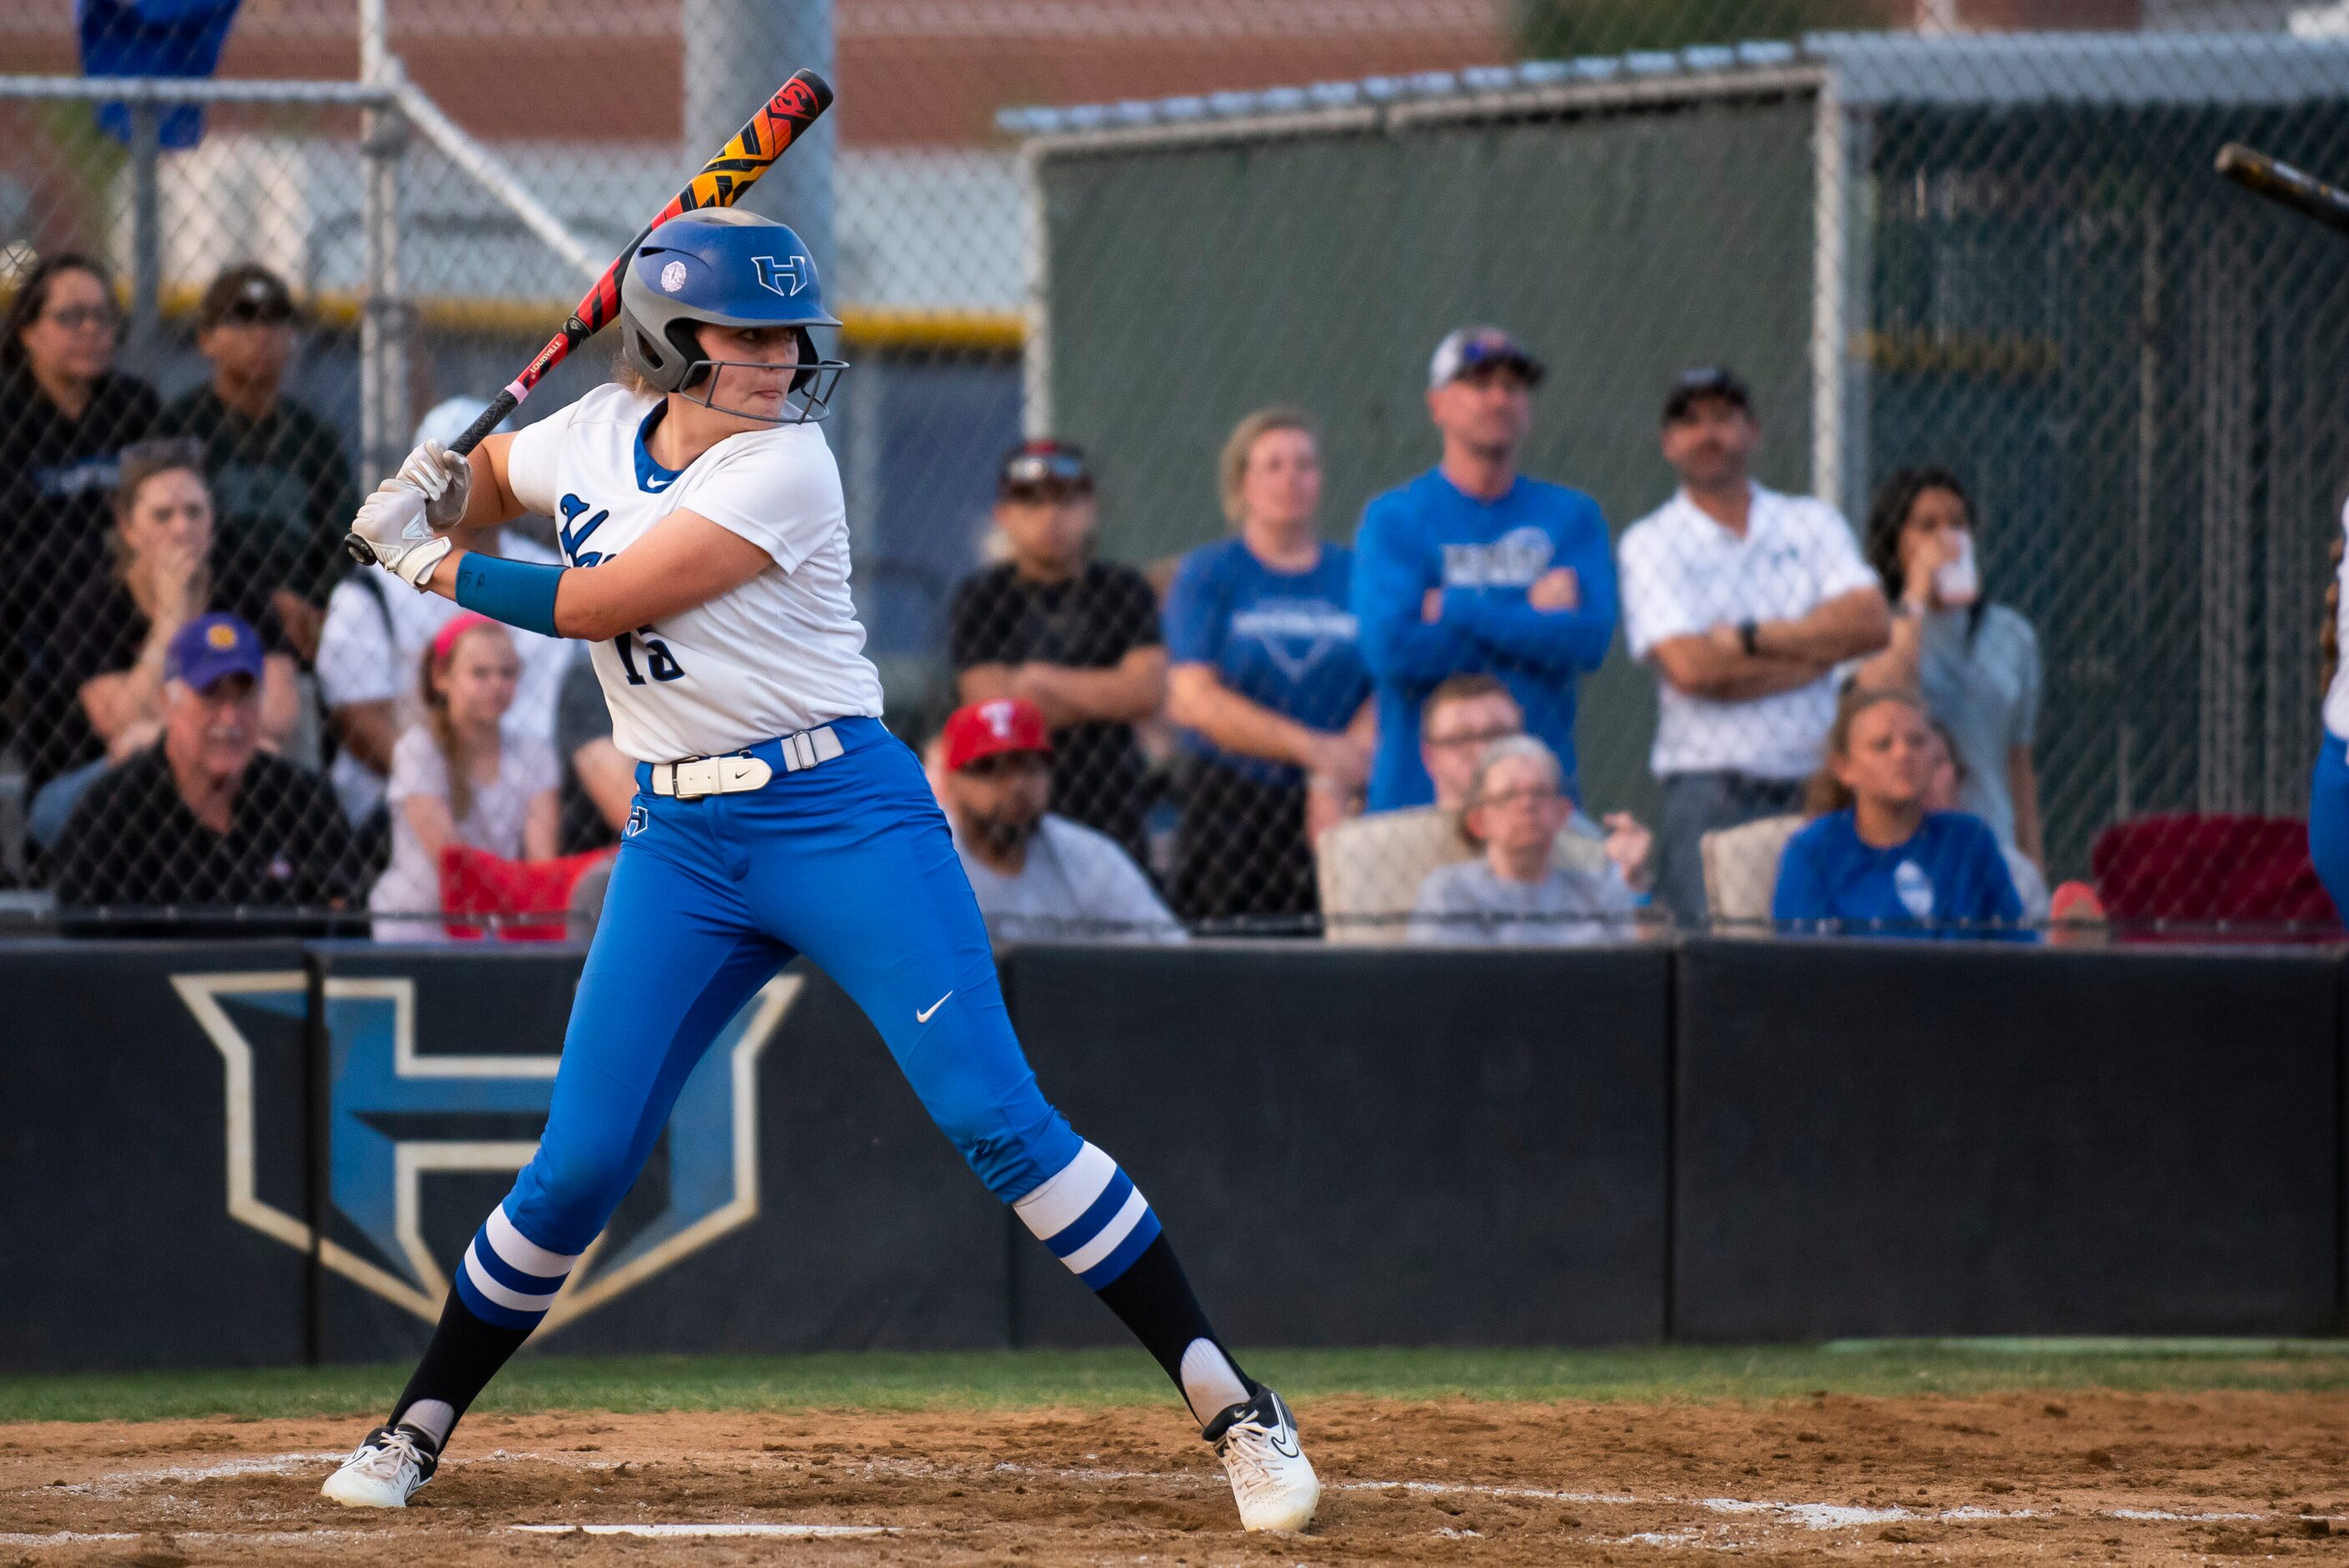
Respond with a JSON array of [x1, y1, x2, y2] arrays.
[[4, 1390, 2348, 1564]]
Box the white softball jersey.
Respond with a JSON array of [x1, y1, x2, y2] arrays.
[[504, 383, 885, 762]]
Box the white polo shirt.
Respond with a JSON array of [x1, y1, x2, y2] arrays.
[[1618, 483, 1880, 780]]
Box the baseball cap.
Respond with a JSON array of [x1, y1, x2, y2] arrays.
[[942, 697, 1052, 772], [198, 263, 296, 330], [1662, 365, 1753, 424], [998, 439, 1092, 498], [165, 613, 266, 693], [1428, 326, 1545, 392]]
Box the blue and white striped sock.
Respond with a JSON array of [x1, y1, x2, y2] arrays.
[[1013, 1142, 1162, 1290], [452, 1204, 580, 1331]]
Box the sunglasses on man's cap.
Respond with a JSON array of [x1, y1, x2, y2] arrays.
[[999, 443, 1091, 496]]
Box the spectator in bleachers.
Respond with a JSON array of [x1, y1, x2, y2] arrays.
[[1354, 326, 1617, 813], [1163, 407, 1372, 923], [156, 264, 356, 663], [369, 615, 562, 941], [1851, 467, 2044, 878], [0, 252, 159, 769], [1920, 714, 2050, 921], [27, 441, 299, 847], [938, 695, 1182, 943], [1409, 736, 1638, 945], [949, 440, 1166, 861], [1619, 367, 1891, 928], [1771, 686, 2023, 939], [53, 612, 354, 917], [1318, 673, 1651, 938], [315, 398, 571, 843]]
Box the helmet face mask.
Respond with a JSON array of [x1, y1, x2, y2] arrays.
[[671, 337, 847, 426], [619, 209, 848, 425]]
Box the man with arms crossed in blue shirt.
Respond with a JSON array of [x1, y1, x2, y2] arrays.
[[1353, 327, 1619, 812]]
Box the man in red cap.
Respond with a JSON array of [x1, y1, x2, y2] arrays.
[[939, 695, 1181, 943]]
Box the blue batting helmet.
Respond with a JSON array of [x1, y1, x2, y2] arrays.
[[619, 209, 842, 397]]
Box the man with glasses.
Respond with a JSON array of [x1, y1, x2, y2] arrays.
[[949, 440, 1167, 861], [1315, 673, 1650, 940], [158, 264, 357, 662], [1353, 326, 1619, 814]]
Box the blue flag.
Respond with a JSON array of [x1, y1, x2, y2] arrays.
[[76, 0, 244, 150]]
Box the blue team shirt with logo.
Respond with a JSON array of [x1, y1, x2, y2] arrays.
[[1352, 468, 1620, 810], [1162, 537, 1371, 787], [1771, 809, 2029, 939]]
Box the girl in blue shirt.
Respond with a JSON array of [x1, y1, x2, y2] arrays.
[[1772, 686, 2027, 939], [1163, 409, 1372, 923]]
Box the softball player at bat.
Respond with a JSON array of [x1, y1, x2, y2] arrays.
[[320, 209, 1319, 1533], [2310, 501, 2349, 918]]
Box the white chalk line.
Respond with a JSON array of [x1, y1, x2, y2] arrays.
[[35, 1450, 347, 1499], [12, 1448, 2330, 1547], [512, 1523, 894, 1538]]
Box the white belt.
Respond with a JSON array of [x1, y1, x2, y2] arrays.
[[649, 726, 843, 801]]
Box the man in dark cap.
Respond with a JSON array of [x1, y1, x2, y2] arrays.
[[949, 440, 1167, 860], [157, 262, 357, 660], [1617, 366, 1891, 927], [53, 612, 356, 926]]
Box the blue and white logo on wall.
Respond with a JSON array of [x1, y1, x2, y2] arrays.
[[172, 971, 799, 1333]]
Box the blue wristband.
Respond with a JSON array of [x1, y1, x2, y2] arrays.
[[453, 551, 565, 639]]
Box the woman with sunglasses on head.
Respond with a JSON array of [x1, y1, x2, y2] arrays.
[[0, 254, 159, 766], [328, 210, 1319, 1533]]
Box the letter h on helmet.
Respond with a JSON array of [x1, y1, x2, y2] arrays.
[[618, 208, 847, 424]]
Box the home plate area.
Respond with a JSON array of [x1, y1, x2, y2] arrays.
[[3, 1393, 2346, 1565]]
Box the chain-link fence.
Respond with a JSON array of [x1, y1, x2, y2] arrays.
[[3, 0, 2345, 943]]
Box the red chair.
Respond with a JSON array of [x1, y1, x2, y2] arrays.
[[2088, 813, 2341, 941], [438, 844, 617, 942]]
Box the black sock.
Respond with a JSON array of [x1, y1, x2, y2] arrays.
[[385, 1287, 534, 1451], [1092, 1233, 1257, 1421]]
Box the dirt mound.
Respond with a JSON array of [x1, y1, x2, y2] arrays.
[[5, 1389, 2347, 1563]]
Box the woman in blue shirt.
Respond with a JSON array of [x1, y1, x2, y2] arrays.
[[1163, 409, 1373, 923], [1772, 686, 2027, 938]]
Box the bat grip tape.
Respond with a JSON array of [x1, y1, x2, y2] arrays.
[[453, 552, 565, 639]]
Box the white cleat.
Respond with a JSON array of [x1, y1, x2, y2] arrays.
[[1205, 1387, 1320, 1533], [320, 1424, 438, 1508]]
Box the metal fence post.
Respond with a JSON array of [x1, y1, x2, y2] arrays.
[[359, 65, 408, 490], [125, 99, 161, 369], [682, 0, 834, 284]]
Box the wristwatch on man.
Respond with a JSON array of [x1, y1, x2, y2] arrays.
[[1738, 619, 1761, 657]]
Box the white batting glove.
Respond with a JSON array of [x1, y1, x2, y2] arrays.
[[350, 487, 454, 589], [390, 439, 473, 531]]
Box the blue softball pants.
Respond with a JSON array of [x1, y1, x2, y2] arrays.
[[451, 717, 1161, 1329], [2311, 729, 2349, 923]]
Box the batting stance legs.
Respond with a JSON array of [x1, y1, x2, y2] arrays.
[[346, 721, 1309, 1522]]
